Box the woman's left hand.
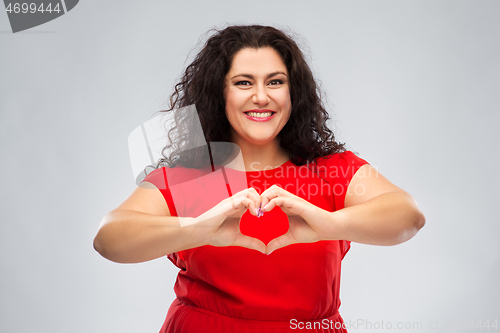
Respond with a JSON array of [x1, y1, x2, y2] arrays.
[[260, 185, 334, 254]]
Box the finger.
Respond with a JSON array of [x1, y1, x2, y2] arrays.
[[261, 192, 279, 209], [260, 187, 281, 209], [262, 197, 287, 212], [247, 187, 260, 197], [233, 188, 259, 205], [229, 195, 236, 210], [221, 190, 263, 219], [266, 233, 296, 255], [232, 234, 267, 254], [240, 197, 258, 216], [246, 188, 262, 214], [263, 197, 306, 216], [235, 188, 251, 196]]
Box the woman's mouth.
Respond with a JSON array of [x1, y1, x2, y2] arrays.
[[244, 111, 276, 122]]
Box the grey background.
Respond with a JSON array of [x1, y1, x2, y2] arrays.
[[1, 0, 498, 332]]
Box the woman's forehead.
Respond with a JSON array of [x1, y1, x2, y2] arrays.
[[227, 47, 287, 76]]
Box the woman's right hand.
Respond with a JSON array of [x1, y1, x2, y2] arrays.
[[189, 188, 267, 254]]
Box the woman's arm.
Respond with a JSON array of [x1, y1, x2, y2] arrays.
[[261, 164, 425, 254], [93, 185, 202, 263], [93, 184, 266, 263], [331, 164, 426, 246]]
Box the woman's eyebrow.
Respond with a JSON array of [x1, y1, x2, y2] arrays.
[[230, 71, 287, 80]]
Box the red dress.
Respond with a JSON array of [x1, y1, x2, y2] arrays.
[[142, 151, 369, 332]]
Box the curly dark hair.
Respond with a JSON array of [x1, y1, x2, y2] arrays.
[[153, 24, 345, 171]]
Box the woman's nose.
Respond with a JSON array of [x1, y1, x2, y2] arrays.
[[252, 85, 270, 106]]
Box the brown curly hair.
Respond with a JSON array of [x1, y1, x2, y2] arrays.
[[153, 24, 345, 170]]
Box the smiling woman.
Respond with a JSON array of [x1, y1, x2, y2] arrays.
[[224, 47, 292, 169], [93, 24, 425, 333]]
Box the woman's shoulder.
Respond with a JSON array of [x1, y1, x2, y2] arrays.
[[315, 150, 368, 166], [141, 164, 207, 189], [308, 150, 370, 182]]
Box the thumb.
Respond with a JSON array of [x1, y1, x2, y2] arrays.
[[232, 234, 267, 255], [266, 233, 295, 255]]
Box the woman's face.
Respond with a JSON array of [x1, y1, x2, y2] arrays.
[[223, 47, 292, 147]]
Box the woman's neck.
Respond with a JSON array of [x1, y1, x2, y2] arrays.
[[230, 137, 289, 172]]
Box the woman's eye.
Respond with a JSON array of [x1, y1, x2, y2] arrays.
[[235, 81, 251, 86], [269, 79, 283, 85]]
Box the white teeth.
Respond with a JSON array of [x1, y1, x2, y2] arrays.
[[247, 112, 273, 118]]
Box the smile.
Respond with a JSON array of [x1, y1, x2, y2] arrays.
[[244, 111, 276, 122]]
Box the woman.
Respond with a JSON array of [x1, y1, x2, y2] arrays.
[[93, 25, 425, 332]]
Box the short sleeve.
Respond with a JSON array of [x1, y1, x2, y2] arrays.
[[140, 165, 230, 265], [141, 167, 185, 265], [320, 151, 369, 260], [141, 167, 178, 217], [331, 151, 369, 211]]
